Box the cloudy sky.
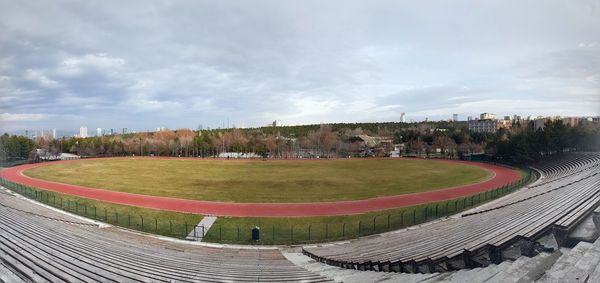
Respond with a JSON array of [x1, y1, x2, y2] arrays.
[[1, 0, 599, 134]]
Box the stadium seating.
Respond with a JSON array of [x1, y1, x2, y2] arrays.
[[303, 153, 600, 273], [0, 192, 331, 282]]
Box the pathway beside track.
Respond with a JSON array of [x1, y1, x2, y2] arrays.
[[0, 158, 521, 217]]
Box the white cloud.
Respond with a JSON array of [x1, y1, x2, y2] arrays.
[[57, 53, 125, 77], [0, 0, 599, 132], [24, 69, 61, 88], [0, 113, 47, 122]]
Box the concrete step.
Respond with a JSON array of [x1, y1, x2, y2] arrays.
[[568, 214, 600, 243], [485, 252, 554, 283], [282, 251, 441, 283], [185, 216, 217, 241], [538, 242, 592, 282], [587, 259, 600, 283], [556, 237, 600, 282]]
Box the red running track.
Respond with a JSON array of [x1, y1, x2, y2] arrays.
[[0, 158, 521, 217]]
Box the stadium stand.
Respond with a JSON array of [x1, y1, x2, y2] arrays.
[[2, 153, 599, 281], [303, 153, 600, 273], [0, 192, 332, 282]]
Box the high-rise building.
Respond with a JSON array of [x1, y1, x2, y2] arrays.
[[122, 128, 128, 135], [452, 114, 458, 121], [79, 126, 88, 138], [97, 128, 102, 136], [51, 128, 56, 139]]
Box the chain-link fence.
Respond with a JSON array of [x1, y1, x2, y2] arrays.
[[0, 168, 533, 245]]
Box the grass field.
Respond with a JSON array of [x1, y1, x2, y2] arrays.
[[23, 158, 492, 203], [1, 169, 531, 244]]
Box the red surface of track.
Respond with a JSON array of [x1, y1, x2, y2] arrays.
[[0, 158, 521, 217]]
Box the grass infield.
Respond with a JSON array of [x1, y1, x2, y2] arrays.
[[1, 169, 530, 244], [23, 158, 492, 203]]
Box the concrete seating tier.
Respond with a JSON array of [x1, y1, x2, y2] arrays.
[[303, 153, 600, 273], [0, 192, 331, 282]]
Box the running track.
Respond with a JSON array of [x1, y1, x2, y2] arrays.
[[0, 158, 521, 217]]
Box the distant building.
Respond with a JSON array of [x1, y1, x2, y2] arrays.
[[480, 113, 496, 120], [452, 113, 458, 121], [79, 126, 88, 138], [51, 128, 56, 139], [400, 112, 406, 123], [97, 128, 103, 136], [468, 119, 498, 133], [122, 128, 128, 135], [532, 117, 554, 130]]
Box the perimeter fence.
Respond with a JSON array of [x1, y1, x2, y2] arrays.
[[0, 166, 534, 245]]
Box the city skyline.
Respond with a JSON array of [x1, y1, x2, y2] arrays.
[[1, 1, 599, 133], [12, 112, 599, 139]]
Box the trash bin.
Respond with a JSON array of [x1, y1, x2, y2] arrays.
[[252, 225, 260, 241]]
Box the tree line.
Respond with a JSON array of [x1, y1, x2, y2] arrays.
[[1, 119, 598, 165]]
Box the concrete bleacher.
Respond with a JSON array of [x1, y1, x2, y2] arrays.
[[2, 153, 600, 282], [303, 153, 600, 274], [0, 191, 331, 282]]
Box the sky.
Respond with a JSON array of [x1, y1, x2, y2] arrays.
[[0, 0, 599, 134]]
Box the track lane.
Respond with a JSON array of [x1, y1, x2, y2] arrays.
[[0, 158, 521, 217]]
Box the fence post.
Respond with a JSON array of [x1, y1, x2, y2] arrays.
[[326, 223, 329, 238], [75, 202, 79, 213], [128, 214, 131, 227], [342, 223, 346, 237], [358, 221, 361, 236], [291, 225, 294, 241], [237, 226, 240, 241], [219, 225, 222, 241], [373, 216, 376, 232], [412, 209, 416, 224], [273, 224, 275, 241], [84, 204, 87, 216], [400, 211, 405, 226], [116, 212, 119, 224], [169, 220, 172, 234], [155, 219, 158, 233], [141, 216, 144, 230], [104, 208, 107, 221], [308, 225, 311, 241], [387, 214, 390, 229], [94, 206, 97, 219], [435, 203, 439, 217]]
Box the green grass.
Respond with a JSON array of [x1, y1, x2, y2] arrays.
[[23, 158, 491, 202], [1, 180, 202, 239], [1, 168, 533, 245]]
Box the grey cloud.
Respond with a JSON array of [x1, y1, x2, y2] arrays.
[[0, 0, 599, 133]]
